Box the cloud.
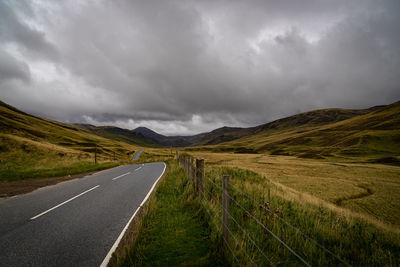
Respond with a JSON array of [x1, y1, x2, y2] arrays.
[[0, 1, 59, 61], [1, 0, 399, 135], [0, 50, 30, 83]]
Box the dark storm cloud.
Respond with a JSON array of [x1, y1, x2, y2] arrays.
[[0, 0, 399, 135]]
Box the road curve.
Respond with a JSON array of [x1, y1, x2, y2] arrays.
[[0, 162, 166, 266], [132, 149, 144, 161]]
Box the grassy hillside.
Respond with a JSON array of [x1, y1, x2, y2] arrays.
[[192, 126, 253, 146], [0, 101, 141, 183], [205, 101, 400, 160]]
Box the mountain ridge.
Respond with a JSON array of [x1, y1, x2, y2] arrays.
[[2, 100, 399, 158]]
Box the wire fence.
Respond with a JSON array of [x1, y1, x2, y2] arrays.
[[177, 154, 351, 267]]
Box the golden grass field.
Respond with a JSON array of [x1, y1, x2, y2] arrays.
[[145, 147, 400, 232], [189, 151, 400, 229]]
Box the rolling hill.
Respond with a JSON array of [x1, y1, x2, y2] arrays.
[[207, 101, 400, 160], [0, 100, 146, 182], [131, 105, 386, 149]]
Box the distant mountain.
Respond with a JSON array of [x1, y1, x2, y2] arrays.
[[132, 127, 168, 144], [77, 125, 158, 147], [131, 126, 254, 147], [132, 127, 192, 147]]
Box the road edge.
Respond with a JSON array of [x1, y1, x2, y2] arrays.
[[100, 162, 167, 267]]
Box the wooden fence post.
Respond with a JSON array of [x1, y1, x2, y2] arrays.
[[222, 175, 230, 248], [196, 158, 204, 199]]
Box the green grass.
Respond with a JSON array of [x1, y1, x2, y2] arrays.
[[202, 166, 400, 266], [118, 160, 223, 266]]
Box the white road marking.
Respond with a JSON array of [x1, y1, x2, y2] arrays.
[[139, 164, 166, 206], [30, 185, 100, 220], [111, 172, 131, 181], [100, 163, 167, 267], [135, 167, 142, 171]]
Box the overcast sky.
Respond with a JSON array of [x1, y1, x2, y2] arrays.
[[1, 0, 399, 135]]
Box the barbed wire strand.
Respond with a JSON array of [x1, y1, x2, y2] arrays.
[[223, 235, 242, 267], [206, 174, 349, 266], [204, 185, 259, 267], [224, 217, 258, 267], [230, 184, 351, 266], [206, 175, 308, 265], [218, 196, 273, 266], [205, 176, 223, 191], [202, 182, 243, 267], [226, 192, 311, 266], [203, 172, 345, 266]]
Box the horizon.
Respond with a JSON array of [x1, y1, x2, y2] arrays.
[[3, 98, 397, 137], [1, 1, 400, 135]]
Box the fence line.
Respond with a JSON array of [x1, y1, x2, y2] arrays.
[[206, 172, 349, 266], [223, 233, 243, 267], [177, 153, 348, 267], [226, 189, 310, 266], [230, 185, 351, 266], [204, 185, 260, 267], [204, 174, 307, 266]]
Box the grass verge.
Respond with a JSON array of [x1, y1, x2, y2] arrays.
[[0, 161, 119, 182], [117, 160, 224, 266]]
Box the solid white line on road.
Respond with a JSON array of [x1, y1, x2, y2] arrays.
[[111, 172, 131, 181], [30, 185, 100, 220], [100, 163, 167, 267], [135, 167, 142, 171], [139, 163, 166, 207]]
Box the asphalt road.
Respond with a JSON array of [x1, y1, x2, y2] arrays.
[[132, 149, 144, 161], [0, 162, 166, 266]]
